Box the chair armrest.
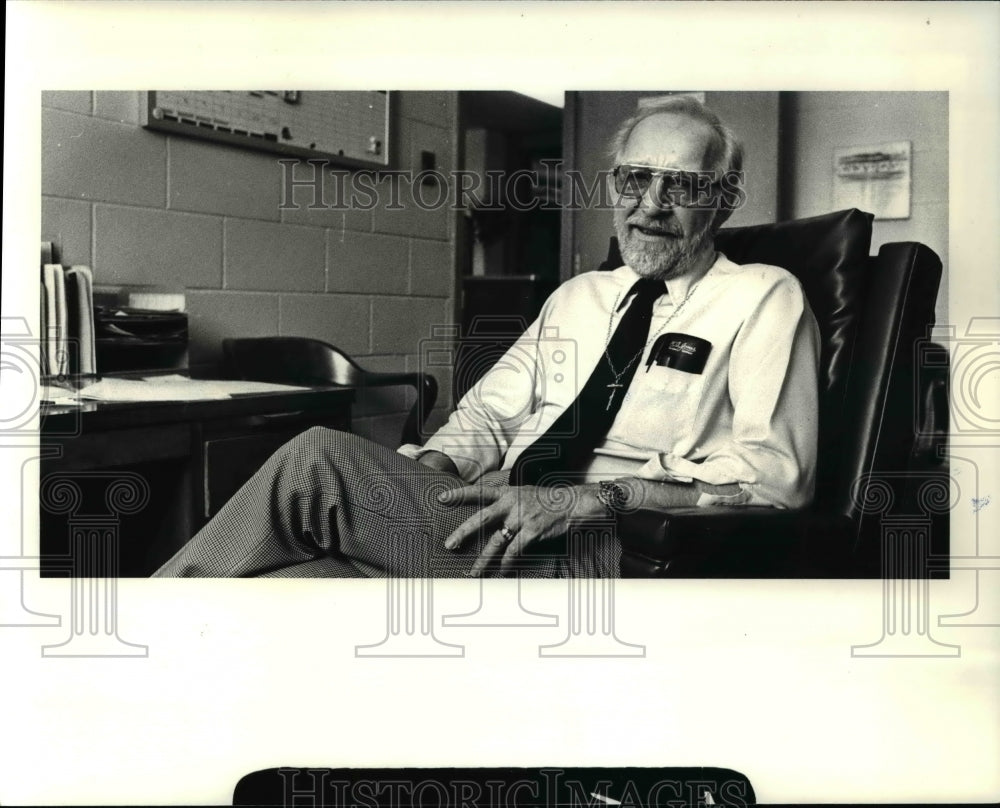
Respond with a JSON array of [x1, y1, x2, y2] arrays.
[[618, 506, 856, 578], [911, 341, 949, 468]]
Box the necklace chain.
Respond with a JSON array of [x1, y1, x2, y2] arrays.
[[603, 280, 701, 385]]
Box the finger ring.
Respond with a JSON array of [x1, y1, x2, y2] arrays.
[[499, 524, 516, 542]]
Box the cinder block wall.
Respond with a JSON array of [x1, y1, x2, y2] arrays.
[[41, 91, 458, 447]]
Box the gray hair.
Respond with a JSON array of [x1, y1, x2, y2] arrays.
[[608, 95, 744, 179], [608, 95, 745, 220]]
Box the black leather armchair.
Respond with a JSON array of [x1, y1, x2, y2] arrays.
[[606, 209, 947, 578]]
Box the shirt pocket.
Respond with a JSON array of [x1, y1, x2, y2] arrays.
[[613, 364, 706, 450]]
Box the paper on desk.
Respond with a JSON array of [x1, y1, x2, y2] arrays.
[[78, 378, 230, 401], [145, 374, 311, 394], [40, 385, 84, 406], [77, 376, 312, 402]]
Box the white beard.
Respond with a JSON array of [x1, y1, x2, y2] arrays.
[[617, 220, 715, 281]]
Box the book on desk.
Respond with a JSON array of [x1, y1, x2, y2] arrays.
[[41, 241, 191, 380]]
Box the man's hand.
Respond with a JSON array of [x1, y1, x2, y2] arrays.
[[437, 483, 605, 577]]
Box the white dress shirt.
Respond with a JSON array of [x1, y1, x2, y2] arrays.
[[399, 252, 821, 509]]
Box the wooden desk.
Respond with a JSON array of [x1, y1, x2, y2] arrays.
[[40, 383, 355, 577]]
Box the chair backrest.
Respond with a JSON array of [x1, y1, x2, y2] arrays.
[[222, 336, 366, 386], [833, 242, 942, 522], [221, 336, 438, 446], [713, 209, 876, 515], [601, 208, 942, 520]]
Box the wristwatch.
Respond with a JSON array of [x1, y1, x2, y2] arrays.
[[596, 480, 630, 518]]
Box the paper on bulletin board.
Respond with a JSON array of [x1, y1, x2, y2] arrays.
[[833, 140, 912, 220]]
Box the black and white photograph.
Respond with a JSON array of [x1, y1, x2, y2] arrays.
[[35, 87, 950, 582], [3, 2, 998, 806]]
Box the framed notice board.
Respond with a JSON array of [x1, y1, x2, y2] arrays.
[[143, 90, 390, 168]]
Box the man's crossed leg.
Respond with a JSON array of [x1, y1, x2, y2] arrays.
[[153, 429, 614, 578]]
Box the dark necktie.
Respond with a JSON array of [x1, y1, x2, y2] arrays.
[[509, 277, 666, 486]]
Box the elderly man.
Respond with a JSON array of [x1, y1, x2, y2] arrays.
[[154, 96, 819, 579]]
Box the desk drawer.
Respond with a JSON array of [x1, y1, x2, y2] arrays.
[[200, 407, 351, 520], [203, 431, 301, 518], [44, 424, 191, 471]]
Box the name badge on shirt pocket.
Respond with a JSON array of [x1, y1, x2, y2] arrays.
[[647, 333, 712, 375]]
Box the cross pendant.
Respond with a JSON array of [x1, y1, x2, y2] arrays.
[[606, 383, 623, 411]]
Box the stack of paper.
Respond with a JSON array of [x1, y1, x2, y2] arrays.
[[41, 263, 67, 376], [40, 246, 97, 377], [66, 266, 97, 374]]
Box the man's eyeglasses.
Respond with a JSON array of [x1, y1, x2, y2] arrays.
[[612, 164, 737, 209]]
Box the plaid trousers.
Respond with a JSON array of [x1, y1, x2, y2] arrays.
[[152, 428, 620, 578]]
